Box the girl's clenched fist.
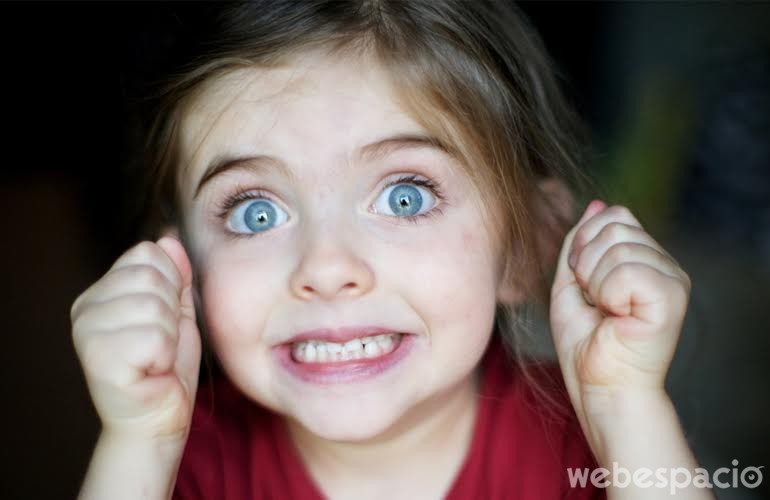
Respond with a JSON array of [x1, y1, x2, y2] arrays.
[[550, 200, 691, 417], [71, 235, 201, 441]]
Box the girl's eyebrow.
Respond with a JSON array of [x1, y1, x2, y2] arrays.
[[193, 133, 452, 199]]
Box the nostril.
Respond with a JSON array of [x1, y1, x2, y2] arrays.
[[294, 279, 366, 300]]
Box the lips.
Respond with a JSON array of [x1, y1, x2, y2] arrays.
[[273, 331, 416, 384], [272, 324, 417, 384]]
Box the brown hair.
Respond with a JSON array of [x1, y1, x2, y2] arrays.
[[134, 0, 600, 416]]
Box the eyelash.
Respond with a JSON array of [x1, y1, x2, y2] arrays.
[[216, 189, 272, 218], [215, 174, 446, 235], [380, 175, 446, 224]]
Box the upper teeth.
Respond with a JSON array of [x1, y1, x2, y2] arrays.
[[292, 333, 400, 363]]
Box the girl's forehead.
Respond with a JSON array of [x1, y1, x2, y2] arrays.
[[178, 53, 425, 190]]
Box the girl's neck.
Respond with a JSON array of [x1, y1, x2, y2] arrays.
[[284, 367, 481, 500]]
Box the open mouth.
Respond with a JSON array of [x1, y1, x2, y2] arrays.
[[275, 332, 414, 384], [290, 332, 403, 363]]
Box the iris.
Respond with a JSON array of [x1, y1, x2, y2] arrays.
[[243, 200, 277, 233], [389, 185, 422, 217]]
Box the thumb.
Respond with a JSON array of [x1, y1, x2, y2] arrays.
[[156, 232, 196, 322], [156, 232, 201, 404]]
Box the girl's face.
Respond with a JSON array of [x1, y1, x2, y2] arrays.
[[177, 52, 517, 441]]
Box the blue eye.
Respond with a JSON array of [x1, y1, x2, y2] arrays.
[[227, 198, 288, 234], [373, 181, 437, 218]]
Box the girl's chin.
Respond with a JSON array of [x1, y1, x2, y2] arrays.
[[288, 405, 406, 443]]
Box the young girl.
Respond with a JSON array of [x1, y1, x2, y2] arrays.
[[71, 2, 712, 499]]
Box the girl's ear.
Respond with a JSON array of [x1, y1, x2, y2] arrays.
[[496, 177, 573, 306], [534, 177, 573, 272]]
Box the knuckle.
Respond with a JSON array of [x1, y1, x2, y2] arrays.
[[77, 333, 108, 375], [134, 265, 167, 290], [129, 241, 161, 261], [143, 328, 177, 369], [70, 277, 104, 321], [611, 262, 638, 282], [676, 273, 692, 297], [669, 281, 690, 307], [606, 242, 635, 263], [599, 222, 627, 241], [70, 308, 92, 338], [682, 272, 693, 292], [610, 205, 633, 220], [138, 294, 170, 317], [573, 256, 591, 284], [572, 229, 587, 250], [71, 315, 83, 337], [70, 293, 85, 322]]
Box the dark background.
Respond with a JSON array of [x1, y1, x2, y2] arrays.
[[1, 2, 768, 499]]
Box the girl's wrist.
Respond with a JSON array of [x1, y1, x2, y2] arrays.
[[578, 385, 674, 464], [577, 388, 713, 499], [581, 384, 670, 419], [79, 431, 188, 500], [98, 428, 188, 457]]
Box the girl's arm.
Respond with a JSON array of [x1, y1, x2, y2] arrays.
[[582, 388, 705, 500], [79, 432, 186, 500], [550, 200, 714, 500], [71, 235, 201, 500]]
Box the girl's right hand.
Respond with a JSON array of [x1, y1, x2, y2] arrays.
[[71, 235, 202, 442]]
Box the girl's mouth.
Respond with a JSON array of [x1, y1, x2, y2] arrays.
[[291, 333, 401, 363], [274, 332, 415, 384]]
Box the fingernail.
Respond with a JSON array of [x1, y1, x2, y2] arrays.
[[591, 199, 608, 213]]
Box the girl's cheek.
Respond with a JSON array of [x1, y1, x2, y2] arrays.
[[199, 259, 279, 343], [362, 212, 459, 249], [203, 245, 289, 291]]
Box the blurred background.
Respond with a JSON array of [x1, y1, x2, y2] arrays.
[[0, 2, 767, 498]]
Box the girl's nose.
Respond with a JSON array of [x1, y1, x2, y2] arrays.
[[289, 227, 374, 302]]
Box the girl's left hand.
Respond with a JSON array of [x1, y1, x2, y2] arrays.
[[549, 200, 691, 417]]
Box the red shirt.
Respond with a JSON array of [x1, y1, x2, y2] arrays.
[[174, 335, 606, 499]]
